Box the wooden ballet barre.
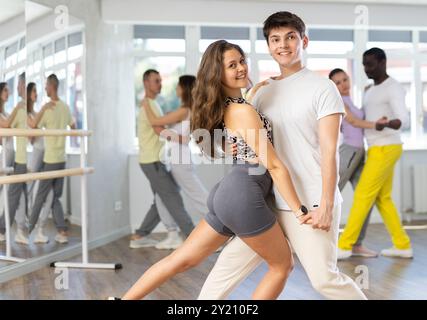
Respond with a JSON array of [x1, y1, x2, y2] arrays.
[[0, 167, 94, 185], [0, 128, 92, 137]]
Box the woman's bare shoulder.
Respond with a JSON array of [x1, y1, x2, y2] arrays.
[[224, 102, 260, 129]]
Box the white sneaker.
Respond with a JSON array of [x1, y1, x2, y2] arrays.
[[380, 247, 413, 259], [155, 231, 183, 250], [15, 229, 29, 245], [352, 245, 378, 258], [34, 228, 49, 244], [55, 232, 68, 244], [0, 233, 5, 242], [129, 236, 158, 249], [337, 248, 352, 260]]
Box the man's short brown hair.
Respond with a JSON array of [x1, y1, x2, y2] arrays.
[[263, 11, 306, 42]]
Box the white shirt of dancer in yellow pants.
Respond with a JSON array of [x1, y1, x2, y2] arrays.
[[198, 68, 367, 300]]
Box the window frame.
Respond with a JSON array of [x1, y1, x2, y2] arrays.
[[130, 24, 427, 149], [26, 27, 86, 154]]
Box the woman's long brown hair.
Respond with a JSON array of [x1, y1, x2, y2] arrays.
[[0, 82, 7, 114], [178, 75, 196, 109], [190, 40, 246, 157], [27, 82, 36, 114]]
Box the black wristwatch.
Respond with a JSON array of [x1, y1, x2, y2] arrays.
[[296, 205, 308, 218]]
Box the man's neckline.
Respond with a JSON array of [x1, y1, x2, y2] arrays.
[[373, 76, 390, 87], [270, 67, 307, 82]]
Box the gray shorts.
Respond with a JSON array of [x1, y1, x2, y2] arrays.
[[205, 162, 276, 238]]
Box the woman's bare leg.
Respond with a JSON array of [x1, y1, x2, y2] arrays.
[[122, 219, 229, 300], [241, 222, 294, 300]]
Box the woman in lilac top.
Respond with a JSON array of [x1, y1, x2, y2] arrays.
[[329, 68, 388, 259]]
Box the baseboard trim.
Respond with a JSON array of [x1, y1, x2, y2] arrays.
[[0, 225, 131, 284], [68, 215, 81, 226]]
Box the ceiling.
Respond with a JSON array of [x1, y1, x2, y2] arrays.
[[0, 0, 24, 24], [204, 0, 427, 5], [25, 1, 52, 23], [2, 0, 425, 25], [0, 1, 53, 25]]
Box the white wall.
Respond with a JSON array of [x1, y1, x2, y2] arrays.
[[102, 0, 427, 28], [0, 13, 24, 46], [33, 0, 135, 240]]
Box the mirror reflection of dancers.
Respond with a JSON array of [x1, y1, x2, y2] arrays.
[[0, 77, 28, 244], [114, 40, 310, 300], [27, 74, 76, 244], [26, 82, 55, 244], [0, 82, 18, 172]]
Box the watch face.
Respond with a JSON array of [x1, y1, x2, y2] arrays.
[[301, 205, 308, 214]]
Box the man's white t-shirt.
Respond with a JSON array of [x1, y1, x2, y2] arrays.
[[252, 67, 344, 211], [363, 77, 409, 147]]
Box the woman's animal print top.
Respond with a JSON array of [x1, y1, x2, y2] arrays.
[[224, 97, 273, 161]]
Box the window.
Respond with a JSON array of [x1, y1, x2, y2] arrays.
[[419, 32, 427, 54], [307, 58, 353, 79], [43, 43, 53, 69], [421, 63, 427, 135], [4, 73, 16, 113], [420, 34, 427, 136], [134, 25, 185, 52], [1, 37, 26, 115], [27, 30, 85, 150], [367, 31, 415, 134], [54, 37, 66, 65], [386, 59, 414, 133], [135, 38, 186, 53], [5, 41, 18, 69], [307, 29, 354, 55], [130, 25, 427, 147], [305, 29, 354, 96], [258, 60, 279, 82], [199, 27, 251, 53], [68, 32, 84, 60], [67, 61, 83, 148], [368, 30, 413, 55], [255, 28, 269, 54], [133, 25, 186, 115], [134, 56, 185, 114], [18, 37, 26, 63]]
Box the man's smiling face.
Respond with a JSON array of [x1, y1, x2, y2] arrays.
[[267, 26, 308, 69]]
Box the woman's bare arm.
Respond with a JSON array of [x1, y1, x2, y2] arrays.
[[0, 102, 24, 128], [344, 104, 381, 129], [224, 103, 302, 213], [27, 101, 55, 128], [142, 99, 188, 126]]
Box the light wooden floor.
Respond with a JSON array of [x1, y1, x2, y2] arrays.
[[0, 222, 426, 300]]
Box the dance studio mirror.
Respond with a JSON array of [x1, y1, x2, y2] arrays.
[[0, 0, 85, 280], [0, 0, 26, 271]]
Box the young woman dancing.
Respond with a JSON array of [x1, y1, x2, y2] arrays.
[[117, 40, 310, 300]]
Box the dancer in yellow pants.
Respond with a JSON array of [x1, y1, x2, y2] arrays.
[[338, 144, 411, 251], [339, 47, 412, 258]]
